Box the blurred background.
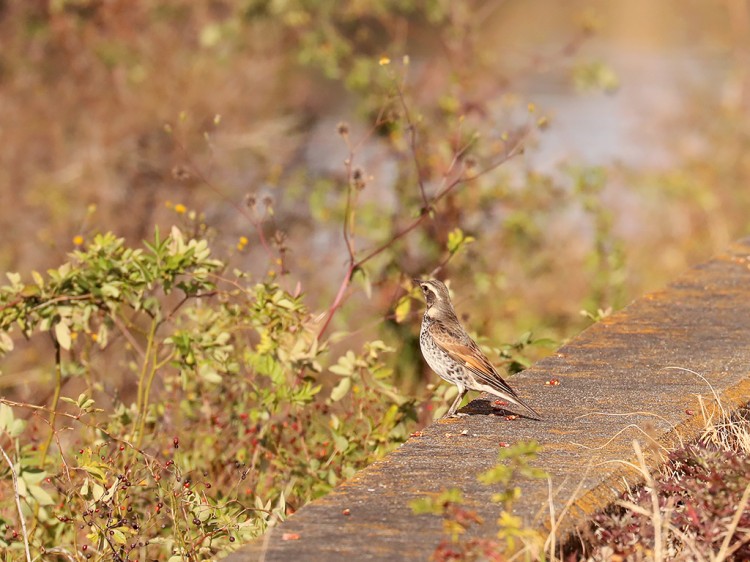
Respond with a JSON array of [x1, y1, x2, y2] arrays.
[[2, 0, 750, 395]]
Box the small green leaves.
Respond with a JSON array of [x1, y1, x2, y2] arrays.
[[479, 440, 546, 486], [446, 227, 475, 254], [0, 227, 221, 358], [60, 393, 97, 413], [0, 403, 26, 437], [413, 441, 546, 555], [409, 488, 465, 515], [478, 463, 513, 487], [0, 226, 418, 557]]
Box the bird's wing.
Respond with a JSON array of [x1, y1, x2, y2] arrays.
[[428, 321, 541, 419], [428, 322, 519, 398]]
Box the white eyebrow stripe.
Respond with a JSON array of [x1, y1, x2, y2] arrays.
[[423, 284, 438, 296]]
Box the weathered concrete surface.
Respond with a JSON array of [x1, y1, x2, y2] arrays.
[[226, 238, 750, 561]]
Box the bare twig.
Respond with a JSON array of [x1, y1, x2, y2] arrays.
[[110, 312, 146, 360], [170, 133, 277, 262], [394, 78, 429, 208], [39, 335, 62, 467], [0, 443, 32, 562], [316, 116, 530, 340]]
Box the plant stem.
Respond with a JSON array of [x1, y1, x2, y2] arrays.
[[0, 444, 32, 562], [39, 338, 62, 467], [135, 318, 158, 448]]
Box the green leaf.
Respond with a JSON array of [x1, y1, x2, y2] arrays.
[[0, 332, 14, 353], [101, 283, 121, 298], [329, 377, 351, 401], [91, 482, 105, 501], [198, 366, 223, 384], [446, 228, 475, 253], [27, 484, 54, 506], [21, 469, 47, 486], [332, 433, 348, 452], [54, 322, 72, 350], [31, 270, 44, 288], [409, 496, 440, 515], [0, 404, 25, 437], [5, 272, 22, 290], [478, 464, 513, 486], [329, 363, 352, 376], [394, 295, 411, 324], [95, 323, 109, 349], [276, 298, 296, 310], [410, 488, 465, 515], [81, 464, 108, 482]]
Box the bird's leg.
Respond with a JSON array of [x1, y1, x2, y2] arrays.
[[445, 388, 468, 417]]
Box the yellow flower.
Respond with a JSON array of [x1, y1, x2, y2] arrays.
[[239, 236, 248, 245], [379, 56, 391, 66], [73, 235, 84, 246], [174, 203, 187, 214]]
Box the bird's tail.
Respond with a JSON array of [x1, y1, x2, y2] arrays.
[[499, 392, 542, 420]]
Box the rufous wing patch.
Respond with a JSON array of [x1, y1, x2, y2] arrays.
[[438, 341, 493, 376]]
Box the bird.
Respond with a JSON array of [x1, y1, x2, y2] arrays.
[[414, 278, 540, 419]]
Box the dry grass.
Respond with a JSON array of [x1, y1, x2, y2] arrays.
[[566, 404, 750, 562]]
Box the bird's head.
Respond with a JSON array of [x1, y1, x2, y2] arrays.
[[414, 278, 453, 317]]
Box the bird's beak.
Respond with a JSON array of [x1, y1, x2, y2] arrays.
[[412, 278, 423, 287]]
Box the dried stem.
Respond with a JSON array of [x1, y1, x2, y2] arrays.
[[39, 335, 62, 467], [170, 133, 277, 262], [316, 110, 530, 339], [0, 443, 32, 562]]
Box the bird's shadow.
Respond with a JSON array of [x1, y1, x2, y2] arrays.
[[458, 399, 540, 420]]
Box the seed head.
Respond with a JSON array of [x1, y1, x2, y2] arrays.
[[352, 167, 366, 190]]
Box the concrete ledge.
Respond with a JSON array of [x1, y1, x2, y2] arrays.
[[226, 238, 750, 561]]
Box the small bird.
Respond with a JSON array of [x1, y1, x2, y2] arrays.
[[415, 279, 540, 419]]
